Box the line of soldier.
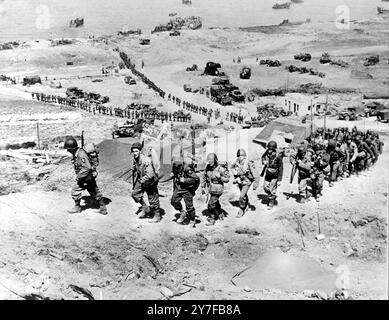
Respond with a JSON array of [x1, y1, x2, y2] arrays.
[[289, 127, 384, 203], [62, 127, 383, 227], [31, 92, 194, 123], [226, 111, 245, 124]]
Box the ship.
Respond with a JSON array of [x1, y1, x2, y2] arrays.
[[377, 6, 389, 14], [69, 18, 84, 28], [291, 0, 304, 3], [182, 0, 192, 5], [272, 3, 291, 9]]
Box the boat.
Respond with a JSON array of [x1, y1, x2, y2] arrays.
[[272, 3, 291, 9], [188, 17, 202, 30], [169, 12, 178, 17], [377, 6, 389, 14], [291, 0, 304, 3], [182, 0, 192, 5], [69, 18, 84, 28]]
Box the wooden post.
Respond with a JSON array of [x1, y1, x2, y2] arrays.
[[324, 92, 328, 139], [36, 122, 40, 149]]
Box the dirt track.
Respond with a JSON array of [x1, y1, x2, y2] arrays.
[[0, 133, 387, 300]]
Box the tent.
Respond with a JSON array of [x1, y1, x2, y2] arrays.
[[253, 118, 317, 148]]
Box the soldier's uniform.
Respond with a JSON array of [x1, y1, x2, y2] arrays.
[[202, 155, 230, 225], [131, 153, 161, 221], [170, 158, 200, 227], [261, 147, 283, 207], [290, 147, 313, 203], [231, 150, 259, 217], [71, 148, 103, 203], [311, 146, 330, 201]]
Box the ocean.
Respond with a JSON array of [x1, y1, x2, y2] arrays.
[[0, 0, 386, 41]]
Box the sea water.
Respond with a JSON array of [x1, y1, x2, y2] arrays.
[[0, 0, 385, 41]]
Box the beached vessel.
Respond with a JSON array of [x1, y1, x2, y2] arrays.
[[291, 0, 304, 3], [69, 18, 84, 28], [182, 0, 192, 5], [272, 3, 291, 9], [377, 6, 389, 14]]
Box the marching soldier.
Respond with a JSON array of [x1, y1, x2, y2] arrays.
[[202, 153, 230, 226], [129, 142, 161, 223], [311, 144, 330, 202], [290, 145, 313, 203], [327, 139, 344, 187], [231, 149, 259, 217], [167, 157, 200, 227], [261, 141, 283, 209], [64, 136, 107, 215]]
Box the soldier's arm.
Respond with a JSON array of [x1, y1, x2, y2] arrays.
[[220, 168, 230, 183], [249, 161, 260, 186], [140, 159, 154, 184], [277, 156, 284, 181], [182, 171, 199, 186], [297, 159, 312, 171], [76, 153, 92, 181], [201, 168, 208, 188]]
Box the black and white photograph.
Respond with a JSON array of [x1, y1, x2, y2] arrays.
[[0, 0, 388, 304]]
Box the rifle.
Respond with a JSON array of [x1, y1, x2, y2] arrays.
[[290, 163, 297, 184], [81, 130, 85, 149]]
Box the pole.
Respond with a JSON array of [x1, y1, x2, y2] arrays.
[[310, 99, 313, 137], [36, 122, 40, 149], [191, 124, 195, 160], [324, 91, 328, 139]]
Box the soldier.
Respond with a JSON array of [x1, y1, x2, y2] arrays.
[[327, 139, 344, 187], [168, 157, 200, 227], [231, 149, 259, 217], [202, 153, 230, 226], [290, 145, 313, 203], [129, 142, 161, 223], [311, 144, 330, 202], [261, 141, 283, 209], [64, 136, 107, 215]]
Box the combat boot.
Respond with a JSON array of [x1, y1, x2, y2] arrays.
[[138, 205, 150, 219], [176, 210, 187, 224], [98, 199, 108, 215], [188, 219, 196, 228], [68, 201, 82, 214], [267, 199, 275, 210], [205, 217, 215, 226], [237, 209, 245, 218], [149, 209, 161, 223]]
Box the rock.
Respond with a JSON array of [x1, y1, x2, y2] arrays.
[[235, 227, 260, 236], [243, 286, 252, 292], [160, 286, 174, 298], [303, 290, 314, 297], [314, 290, 328, 300]]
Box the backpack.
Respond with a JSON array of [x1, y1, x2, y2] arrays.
[[83, 143, 99, 169], [184, 163, 200, 191]]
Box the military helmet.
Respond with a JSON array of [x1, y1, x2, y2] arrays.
[[206, 153, 218, 163], [328, 139, 337, 148], [313, 144, 322, 152], [131, 142, 143, 152], [267, 141, 277, 151], [237, 149, 247, 157], [297, 145, 305, 154], [64, 136, 78, 150]]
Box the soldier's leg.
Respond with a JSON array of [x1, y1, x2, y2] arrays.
[[69, 182, 84, 213], [183, 191, 196, 224], [147, 184, 161, 223], [207, 194, 220, 225], [131, 181, 148, 216], [86, 179, 107, 214], [298, 177, 307, 202], [170, 189, 184, 212], [268, 178, 278, 207], [237, 184, 250, 217], [263, 178, 271, 196]]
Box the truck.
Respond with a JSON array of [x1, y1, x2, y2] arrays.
[[240, 67, 251, 79]]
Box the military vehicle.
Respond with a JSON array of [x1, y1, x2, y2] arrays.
[[69, 18, 84, 28], [169, 30, 181, 36], [240, 67, 251, 79], [186, 64, 198, 71], [364, 55, 379, 67], [124, 76, 136, 85], [23, 75, 42, 86], [338, 107, 363, 121], [272, 3, 291, 9], [377, 110, 389, 122], [183, 84, 192, 92], [377, 7, 389, 14], [294, 53, 311, 62], [203, 62, 222, 76], [229, 90, 245, 103], [320, 52, 331, 64], [139, 39, 151, 45]]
